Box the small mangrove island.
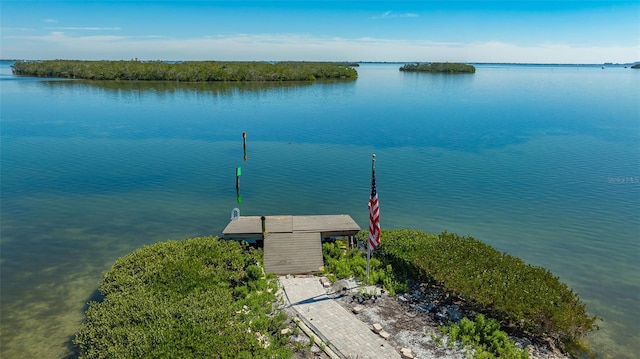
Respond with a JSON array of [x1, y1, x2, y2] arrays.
[[400, 62, 476, 73], [73, 229, 598, 358], [10, 60, 358, 82]]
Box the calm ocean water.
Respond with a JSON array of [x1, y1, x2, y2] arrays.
[[1, 62, 638, 358]]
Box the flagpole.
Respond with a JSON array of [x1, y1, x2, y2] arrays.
[[366, 153, 376, 284], [366, 241, 370, 284]]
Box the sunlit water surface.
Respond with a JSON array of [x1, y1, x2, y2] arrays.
[[1, 62, 638, 358]]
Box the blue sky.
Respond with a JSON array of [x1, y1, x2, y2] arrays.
[[1, 1, 638, 63]]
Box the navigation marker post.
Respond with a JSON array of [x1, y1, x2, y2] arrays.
[[243, 132, 247, 161], [236, 167, 242, 204]]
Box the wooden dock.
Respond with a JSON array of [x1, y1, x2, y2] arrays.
[[222, 215, 360, 275]]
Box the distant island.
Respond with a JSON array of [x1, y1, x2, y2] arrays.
[[631, 64, 640, 69], [399, 62, 476, 73], [10, 60, 358, 82]]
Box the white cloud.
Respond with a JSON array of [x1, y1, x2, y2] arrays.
[[2, 32, 637, 64], [371, 11, 418, 19], [43, 19, 58, 23]]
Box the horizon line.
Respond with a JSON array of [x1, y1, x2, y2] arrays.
[[2, 59, 639, 66]]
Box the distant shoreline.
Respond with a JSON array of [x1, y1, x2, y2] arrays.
[[2, 59, 639, 67]]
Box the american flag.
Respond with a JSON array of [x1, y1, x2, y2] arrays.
[[368, 157, 380, 251]]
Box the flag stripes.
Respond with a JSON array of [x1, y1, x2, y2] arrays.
[[368, 159, 380, 251]]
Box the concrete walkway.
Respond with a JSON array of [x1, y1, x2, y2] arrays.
[[280, 276, 401, 359]]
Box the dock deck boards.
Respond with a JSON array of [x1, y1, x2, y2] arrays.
[[263, 232, 324, 275]]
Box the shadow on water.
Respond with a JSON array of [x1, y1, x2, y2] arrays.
[[62, 334, 81, 359], [63, 289, 104, 359]]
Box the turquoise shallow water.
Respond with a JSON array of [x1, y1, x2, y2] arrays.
[[1, 62, 638, 358]]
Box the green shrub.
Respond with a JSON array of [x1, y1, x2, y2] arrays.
[[74, 236, 291, 359], [321, 241, 408, 296], [246, 264, 264, 281], [358, 229, 597, 350], [442, 314, 529, 359]]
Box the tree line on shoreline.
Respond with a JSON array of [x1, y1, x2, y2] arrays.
[[11, 60, 358, 82], [400, 62, 476, 73]]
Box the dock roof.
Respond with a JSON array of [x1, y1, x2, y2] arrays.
[[222, 214, 361, 239]]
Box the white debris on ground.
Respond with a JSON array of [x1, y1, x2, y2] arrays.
[[327, 278, 568, 359], [356, 300, 467, 359]]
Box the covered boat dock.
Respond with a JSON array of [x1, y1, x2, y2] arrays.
[[222, 214, 361, 275]]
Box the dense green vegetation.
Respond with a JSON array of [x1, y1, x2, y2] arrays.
[[363, 229, 598, 350], [399, 62, 476, 73], [11, 60, 358, 81], [74, 236, 292, 359], [321, 241, 408, 296], [76, 229, 596, 357], [440, 314, 529, 359]]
